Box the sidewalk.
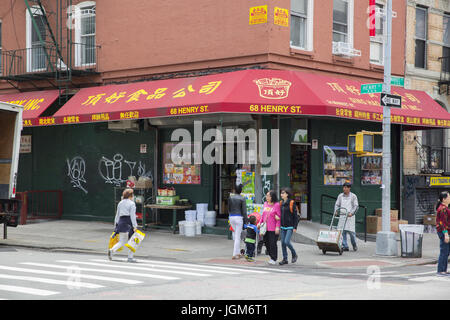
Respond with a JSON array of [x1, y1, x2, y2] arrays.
[[0, 219, 442, 269]]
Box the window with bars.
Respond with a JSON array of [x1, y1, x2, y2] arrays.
[[74, 3, 96, 66], [290, 0, 309, 49], [415, 6, 427, 69]]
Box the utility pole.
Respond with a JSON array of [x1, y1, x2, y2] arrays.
[[376, 0, 398, 256]]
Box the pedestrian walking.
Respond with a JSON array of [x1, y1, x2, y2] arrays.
[[259, 190, 281, 265], [244, 215, 259, 262], [108, 188, 138, 263], [334, 182, 359, 251], [228, 184, 248, 260], [279, 187, 298, 265], [435, 191, 450, 276]]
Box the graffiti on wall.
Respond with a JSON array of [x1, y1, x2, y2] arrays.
[[66, 153, 153, 192], [67, 156, 88, 194]]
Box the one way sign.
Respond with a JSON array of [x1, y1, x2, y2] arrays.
[[380, 93, 402, 108]]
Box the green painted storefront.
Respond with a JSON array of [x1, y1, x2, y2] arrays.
[[17, 115, 400, 234]]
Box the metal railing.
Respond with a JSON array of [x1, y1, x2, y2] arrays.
[[417, 145, 450, 174], [320, 194, 367, 242], [0, 43, 99, 80], [18, 190, 63, 223]]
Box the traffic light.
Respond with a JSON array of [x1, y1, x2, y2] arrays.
[[347, 131, 376, 154]]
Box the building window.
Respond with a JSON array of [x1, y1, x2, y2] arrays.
[[290, 0, 313, 50], [0, 21, 2, 74], [74, 2, 96, 66], [370, 3, 384, 65], [333, 0, 352, 44], [26, 6, 47, 72], [442, 13, 450, 73], [415, 6, 427, 69]]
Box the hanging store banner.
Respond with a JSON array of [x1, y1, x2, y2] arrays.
[[0, 90, 60, 127], [51, 69, 450, 129]]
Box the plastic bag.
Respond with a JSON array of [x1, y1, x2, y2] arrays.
[[108, 232, 123, 252], [125, 230, 146, 253]]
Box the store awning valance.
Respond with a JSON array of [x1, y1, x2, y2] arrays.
[[49, 70, 450, 128], [0, 90, 60, 127]]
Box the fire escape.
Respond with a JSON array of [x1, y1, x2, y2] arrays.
[[0, 0, 99, 105]]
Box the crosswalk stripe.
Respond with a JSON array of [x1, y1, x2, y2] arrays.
[[89, 259, 239, 275], [409, 276, 450, 282], [0, 284, 58, 296], [0, 274, 103, 289], [130, 259, 270, 274], [0, 265, 141, 285], [57, 260, 212, 277], [21, 262, 179, 281]]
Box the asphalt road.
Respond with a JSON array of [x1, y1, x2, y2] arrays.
[[0, 247, 448, 302]]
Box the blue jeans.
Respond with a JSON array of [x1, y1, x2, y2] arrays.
[[437, 232, 450, 273], [342, 230, 357, 249], [280, 228, 296, 260], [246, 242, 255, 258]]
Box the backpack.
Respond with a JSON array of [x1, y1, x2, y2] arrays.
[[280, 200, 301, 226]]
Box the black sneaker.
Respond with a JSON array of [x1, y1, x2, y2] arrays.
[[292, 255, 298, 263], [343, 247, 349, 252], [279, 259, 288, 265], [353, 246, 358, 252]]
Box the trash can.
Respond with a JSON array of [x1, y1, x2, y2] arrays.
[[399, 224, 424, 258]]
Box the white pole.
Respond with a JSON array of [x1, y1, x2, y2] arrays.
[[376, 0, 398, 256]]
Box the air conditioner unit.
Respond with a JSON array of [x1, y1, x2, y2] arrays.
[[332, 41, 361, 57], [107, 120, 139, 132]]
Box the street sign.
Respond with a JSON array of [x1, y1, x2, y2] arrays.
[[380, 93, 402, 108], [361, 83, 383, 94], [391, 76, 404, 87]]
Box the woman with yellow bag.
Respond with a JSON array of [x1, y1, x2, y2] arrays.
[[108, 188, 138, 263]]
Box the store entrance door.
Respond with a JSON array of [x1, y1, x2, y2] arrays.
[[290, 144, 310, 220]]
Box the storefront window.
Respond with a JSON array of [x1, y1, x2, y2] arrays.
[[361, 151, 382, 185], [162, 142, 201, 185], [323, 146, 353, 185]]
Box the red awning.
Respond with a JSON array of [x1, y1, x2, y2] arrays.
[[50, 70, 450, 128], [0, 90, 60, 127]]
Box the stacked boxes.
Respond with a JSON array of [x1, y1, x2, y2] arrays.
[[366, 209, 408, 233]]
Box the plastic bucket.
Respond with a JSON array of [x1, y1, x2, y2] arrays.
[[178, 220, 186, 236], [184, 221, 196, 237], [196, 203, 208, 212], [204, 211, 216, 227], [185, 210, 196, 222], [195, 220, 202, 235]]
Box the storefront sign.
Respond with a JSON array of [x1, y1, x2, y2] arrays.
[[429, 176, 450, 186], [20, 135, 32, 153], [52, 69, 450, 129], [274, 7, 289, 27], [0, 90, 60, 127], [249, 5, 268, 25]]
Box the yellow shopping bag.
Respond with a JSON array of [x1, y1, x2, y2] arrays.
[[108, 232, 123, 252], [125, 230, 146, 253]]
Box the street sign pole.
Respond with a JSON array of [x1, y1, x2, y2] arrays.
[[376, 0, 398, 256]]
